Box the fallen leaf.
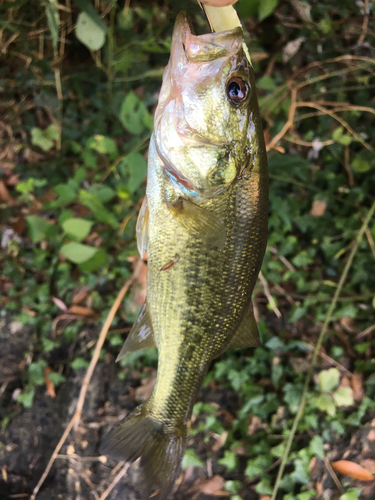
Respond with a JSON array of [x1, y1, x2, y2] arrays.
[[72, 287, 90, 304], [331, 460, 374, 481], [189, 475, 225, 495], [340, 316, 356, 333], [310, 200, 327, 217], [52, 296, 68, 311], [360, 459, 375, 474], [352, 372, 365, 402], [248, 415, 263, 436], [282, 37, 305, 63], [212, 431, 228, 452], [44, 366, 56, 398], [0, 180, 12, 202], [68, 305, 95, 316], [259, 496, 272, 500]]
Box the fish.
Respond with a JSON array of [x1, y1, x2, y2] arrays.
[[101, 9, 268, 499]]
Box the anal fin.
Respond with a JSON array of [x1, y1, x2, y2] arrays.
[[116, 302, 156, 362], [213, 305, 260, 358], [167, 197, 226, 248]]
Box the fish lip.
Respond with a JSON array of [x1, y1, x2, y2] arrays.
[[173, 11, 243, 63]]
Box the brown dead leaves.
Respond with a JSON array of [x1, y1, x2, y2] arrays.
[[331, 460, 374, 481]]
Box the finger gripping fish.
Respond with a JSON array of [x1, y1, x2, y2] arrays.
[[102, 11, 268, 499]]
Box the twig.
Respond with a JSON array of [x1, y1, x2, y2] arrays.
[[270, 200, 375, 500], [30, 259, 143, 500], [356, 323, 375, 340], [99, 463, 129, 500], [259, 271, 282, 318], [266, 87, 297, 151], [324, 457, 345, 494], [357, 0, 369, 45]]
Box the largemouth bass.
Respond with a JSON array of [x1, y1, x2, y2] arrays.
[[102, 10, 268, 499]]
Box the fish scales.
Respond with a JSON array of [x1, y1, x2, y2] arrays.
[[102, 10, 268, 499]]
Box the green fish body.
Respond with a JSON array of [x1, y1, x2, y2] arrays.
[[102, 11, 268, 499]]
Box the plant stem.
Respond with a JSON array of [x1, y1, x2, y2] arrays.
[[271, 199, 375, 500]]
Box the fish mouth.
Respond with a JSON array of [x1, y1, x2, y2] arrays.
[[172, 11, 243, 64]]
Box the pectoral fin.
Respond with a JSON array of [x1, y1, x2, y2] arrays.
[[136, 196, 149, 259], [116, 303, 156, 362], [167, 197, 226, 247], [213, 306, 260, 359]]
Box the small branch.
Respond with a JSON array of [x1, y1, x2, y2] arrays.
[[30, 259, 143, 500], [99, 463, 129, 500], [266, 87, 297, 152], [259, 271, 282, 318], [271, 200, 375, 500]]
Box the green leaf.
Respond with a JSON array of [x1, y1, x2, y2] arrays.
[[44, 124, 60, 140], [257, 75, 276, 90], [79, 248, 107, 271], [76, 11, 106, 51], [29, 360, 47, 385], [318, 368, 340, 392], [72, 0, 107, 32], [17, 388, 35, 408], [333, 387, 354, 407], [118, 151, 147, 194], [87, 184, 116, 202], [86, 135, 118, 156], [62, 218, 94, 241], [60, 242, 98, 264], [314, 393, 336, 416], [332, 126, 352, 146], [236, 0, 261, 18], [352, 156, 371, 173], [79, 190, 118, 228], [26, 215, 55, 243], [258, 0, 279, 21], [225, 480, 242, 494], [119, 92, 152, 135], [218, 450, 238, 472], [339, 488, 362, 500], [31, 127, 54, 151], [71, 357, 90, 370], [309, 435, 324, 459], [181, 449, 203, 468], [47, 372, 66, 386], [255, 478, 273, 495], [45, 0, 59, 52]]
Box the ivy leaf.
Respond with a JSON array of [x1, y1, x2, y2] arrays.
[[119, 92, 152, 135], [333, 387, 354, 407], [181, 449, 204, 468], [314, 393, 336, 416], [62, 218, 93, 242], [318, 368, 340, 392], [60, 242, 98, 264]]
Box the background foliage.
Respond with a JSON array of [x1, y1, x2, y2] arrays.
[[0, 0, 375, 499]]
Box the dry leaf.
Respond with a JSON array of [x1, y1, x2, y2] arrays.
[[0, 180, 12, 202], [360, 459, 375, 474], [340, 316, 355, 333], [52, 296, 68, 311], [68, 305, 95, 316], [259, 496, 272, 500], [248, 416, 263, 436], [352, 372, 365, 402], [72, 287, 90, 304], [189, 475, 225, 495], [310, 200, 327, 217], [212, 431, 228, 452], [331, 460, 374, 481], [282, 37, 305, 63], [44, 366, 56, 398]]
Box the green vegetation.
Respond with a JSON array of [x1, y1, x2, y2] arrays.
[[1, 0, 374, 498]]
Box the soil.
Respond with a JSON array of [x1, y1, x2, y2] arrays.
[[1, 312, 375, 500]]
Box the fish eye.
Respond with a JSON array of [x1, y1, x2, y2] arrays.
[[226, 77, 249, 105]]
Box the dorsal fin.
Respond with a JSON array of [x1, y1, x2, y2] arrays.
[[213, 305, 260, 359], [136, 196, 149, 258], [167, 197, 226, 247], [116, 303, 156, 362]]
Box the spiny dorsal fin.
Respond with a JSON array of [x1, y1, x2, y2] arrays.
[[213, 305, 260, 359], [116, 303, 156, 362], [136, 196, 149, 259], [167, 197, 226, 247]]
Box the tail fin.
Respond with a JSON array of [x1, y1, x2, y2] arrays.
[[101, 404, 187, 499]]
